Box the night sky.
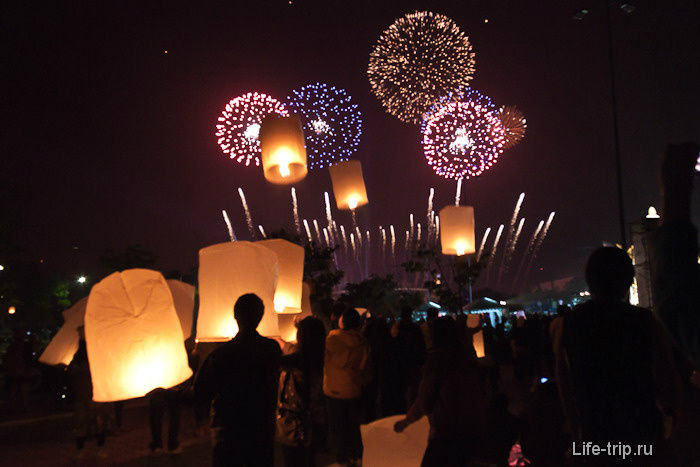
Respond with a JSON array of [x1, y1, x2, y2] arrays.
[[3, 0, 699, 292]]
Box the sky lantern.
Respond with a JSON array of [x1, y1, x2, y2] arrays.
[[259, 114, 308, 184], [257, 239, 304, 314], [361, 415, 429, 466], [197, 241, 279, 341], [329, 160, 369, 210], [85, 269, 192, 402], [276, 282, 313, 343], [39, 297, 87, 366], [166, 279, 195, 339], [439, 205, 475, 255], [467, 313, 485, 358]]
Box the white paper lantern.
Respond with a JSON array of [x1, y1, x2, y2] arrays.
[[361, 415, 429, 467], [329, 160, 369, 210], [260, 114, 308, 184], [257, 239, 304, 313], [166, 279, 195, 339], [39, 298, 87, 366], [85, 269, 192, 402], [197, 241, 279, 341], [276, 282, 312, 343], [439, 205, 475, 255]]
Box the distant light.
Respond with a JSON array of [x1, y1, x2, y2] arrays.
[[484, 18, 489, 23], [163, 50, 169, 54], [499, 301, 507, 305], [540, 377, 549, 383], [620, 3, 636, 14], [8, 306, 16, 315], [77, 276, 87, 284], [696, 153, 700, 172], [0, 265, 4, 271], [573, 9, 589, 20], [646, 206, 660, 219], [61, 394, 66, 399], [428, 301, 441, 308], [39, 259, 45, 263]]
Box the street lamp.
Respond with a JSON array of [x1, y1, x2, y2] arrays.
[[574, 1, 636, 247]]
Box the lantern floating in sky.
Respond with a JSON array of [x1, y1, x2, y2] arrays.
[[39, 298, 87, 366], [329, 160, 369, 210], [85, 269, 192, 402], [257, 239, 305, 313], [197, 241, 279, 342], [8, 306, 16, 314], [259, 114, 308, 184], [439, 205, 475, 255]]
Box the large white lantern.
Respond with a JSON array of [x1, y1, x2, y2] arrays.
[[257, 239, 305, 314], [197, 241, 279, 341], [439, 205, 475, 256], [260, 115, 308, 184], [85, 269, 192, 402], [329, 160, 369, 210], [39, 298, 87, 366], [166, 279, 196, 339], [361, 415, 429, 467]]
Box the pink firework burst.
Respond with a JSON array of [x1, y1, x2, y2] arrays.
[[422, 100, 505, 180], [215, 92, 288, 167]]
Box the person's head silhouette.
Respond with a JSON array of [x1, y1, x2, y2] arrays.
[[339, 307, 361, 330], [585, 247, 635, 301], [432, 316, 459, 350], [234, 293, 264, 332]]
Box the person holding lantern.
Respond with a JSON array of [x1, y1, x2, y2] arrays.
[[195, 294, 282, 467], [323, 307, 369, 467]]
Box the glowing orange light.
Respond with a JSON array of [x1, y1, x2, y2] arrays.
[[8, 306, 16, 315]]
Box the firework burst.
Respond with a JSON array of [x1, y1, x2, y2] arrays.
[[498, 105, 527, 149], [215, 92, 288, 167], [422, 94, 505, 180], [286, 83, 362, 169], [368, 11, 476, 124]]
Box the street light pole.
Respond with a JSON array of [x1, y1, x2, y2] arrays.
[[604, 1, 628, 247]]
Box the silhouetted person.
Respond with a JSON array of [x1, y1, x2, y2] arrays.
[[278, 316, 327, 467], [195, 294, 281, 467], [324, 307, 369, 466], [69, 326, 108, 459], [148, 385, 182, 454], [554, 247, 680, 464], [395, 306, 426, 408], [649, 142, 700, 368], [420, 308, 438, 351], [394, 316, 487, 467]]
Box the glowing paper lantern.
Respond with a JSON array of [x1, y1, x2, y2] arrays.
[[166, 279, 195, 339], [259, 115, 308, 184], [39, 298, 87, 366], [329, 160, 369, 210], [361, 415, 429, 467], [439, 205, 475, 255], [257, 239, 305, 313], [197, 241, 279, 342], [85, 269, 192, 402], [275, 282, 312, 343]]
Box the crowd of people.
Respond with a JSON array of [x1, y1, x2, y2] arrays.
[[2, 143, 699, 467]]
